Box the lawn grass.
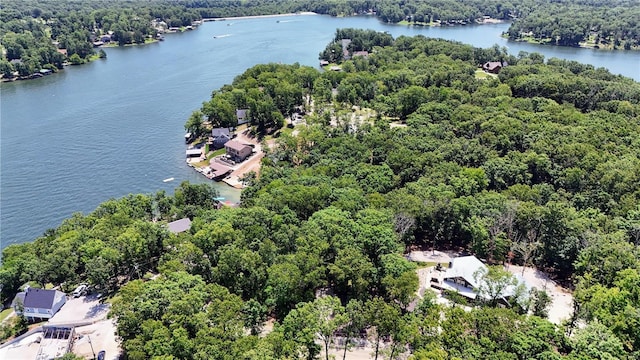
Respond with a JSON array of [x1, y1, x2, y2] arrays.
[[0, 308, 13, 323], [474, 69, 497, 80], [194, 148, 225, 167], [398, 20, 438, 26]]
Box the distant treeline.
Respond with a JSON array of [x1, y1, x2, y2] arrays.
[[1, 0, 638, 79]]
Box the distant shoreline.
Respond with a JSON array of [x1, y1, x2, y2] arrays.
[[203, 11, 317, 22]]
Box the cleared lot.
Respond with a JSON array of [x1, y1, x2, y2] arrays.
[[0, 333, 41, 359], [74, 319, 120, 360], [49, 294, 109, 324]]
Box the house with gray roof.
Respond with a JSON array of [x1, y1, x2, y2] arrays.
[[167, 218, 192, 234], [236, 109, 249, 125], [13, 288, 66, 320], [211, 127, 232, 149]]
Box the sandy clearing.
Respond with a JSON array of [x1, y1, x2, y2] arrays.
[[507, 265, 574, 325], [0, 333, 42, 359], [74, 319, 121, 360]]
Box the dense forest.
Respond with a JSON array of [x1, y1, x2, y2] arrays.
[[3, 29, 640, 359], [505, 0, 640, 49], [1, 0, 638, 80]]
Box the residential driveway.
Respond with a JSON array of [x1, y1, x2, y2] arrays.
[[49, 294, 109, 324], [74, 319, 121, 360]]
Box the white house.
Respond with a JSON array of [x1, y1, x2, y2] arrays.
[[13, 288, 67, 320], [439, 255, 529, 305]]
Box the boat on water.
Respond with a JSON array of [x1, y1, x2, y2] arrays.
[[163, 177, 175, 182], [213, 34, 231, 39]]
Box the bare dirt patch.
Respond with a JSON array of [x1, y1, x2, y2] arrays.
[[74, 319, 121, 360], [507, 265, 574, 325]]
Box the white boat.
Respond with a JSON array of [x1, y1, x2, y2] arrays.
[[163, 177, 175, 182], [213, 34, 231, 39]]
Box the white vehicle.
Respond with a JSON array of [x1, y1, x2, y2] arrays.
[[72, 284, 87, 298]]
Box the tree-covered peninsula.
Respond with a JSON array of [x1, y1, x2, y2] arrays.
[[2, 30, 640, 358], [2, 0, 638, 80]]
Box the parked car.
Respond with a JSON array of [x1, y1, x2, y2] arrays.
[[97, 350, 106, 360], [72, 284, 87, 298]]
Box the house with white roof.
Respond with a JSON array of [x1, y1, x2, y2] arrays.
[[436, 255, 530, 306]]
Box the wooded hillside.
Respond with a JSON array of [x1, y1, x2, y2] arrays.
[[3, 30, 639, 358]]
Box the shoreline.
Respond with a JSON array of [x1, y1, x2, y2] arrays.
[[187, 128, 263, 190], [203, 11, 317, 22]]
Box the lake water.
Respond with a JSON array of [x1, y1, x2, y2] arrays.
[[1, 14, 639, 249]]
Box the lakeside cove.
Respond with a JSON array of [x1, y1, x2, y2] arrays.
[[2, 14, 640, 248]]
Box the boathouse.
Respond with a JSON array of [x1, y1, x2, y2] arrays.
[[186, 148, 202, 158]]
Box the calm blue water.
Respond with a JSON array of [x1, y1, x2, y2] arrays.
[[1, 15, 639, 249]]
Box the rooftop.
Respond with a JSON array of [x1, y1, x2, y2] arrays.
[[225, 140, 252, 152], [23, 288, 60, 309], [167, 218, 191, 234], [212, 127, 231, 138]]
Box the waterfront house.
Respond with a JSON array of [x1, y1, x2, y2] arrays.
[[236, 109, 249, 125], [167, 218, 192, 234], [341, 38, 352, 59], [225, 140, 252, 162], [211, 127, 232, 149], [13, 288, 66, 321], [100, 34, 111, 43], [482, 61, 508, 74]]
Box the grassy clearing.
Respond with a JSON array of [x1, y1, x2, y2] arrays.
[[398, 20, 438, 26], [322, 63, 341, 71], [194, 148, 225, 167], [0, 308, 13, 323], [474, 69, 497, 80]]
